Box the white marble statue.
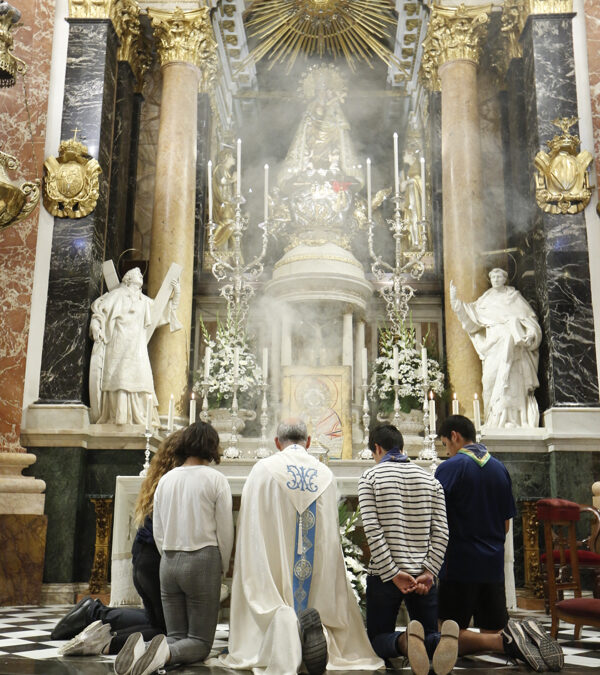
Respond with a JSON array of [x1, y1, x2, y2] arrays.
[[450, 268, 542, 428], [89, 266, 181, 425]]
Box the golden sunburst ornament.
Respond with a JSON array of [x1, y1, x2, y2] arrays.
[[244, 0, 400, 72]]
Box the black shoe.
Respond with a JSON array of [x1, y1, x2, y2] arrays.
[[298, 608, 328, 675], [502, 618, 545, 672], [51, 597, 95, 640], [521, 618, 564, 672]]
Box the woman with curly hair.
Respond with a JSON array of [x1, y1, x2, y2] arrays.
[[54, 430, 185, 669]]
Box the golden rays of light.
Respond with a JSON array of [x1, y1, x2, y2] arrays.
[[243, 0, 401, 72]]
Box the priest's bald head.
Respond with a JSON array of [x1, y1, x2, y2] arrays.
[[275, 417, 312, 451]]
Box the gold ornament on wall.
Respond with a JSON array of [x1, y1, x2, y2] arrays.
[[0, 1, 26, 87], [534, 117, 594, 215], [0, 149, 40, 229], [43, 130, 102, 219]]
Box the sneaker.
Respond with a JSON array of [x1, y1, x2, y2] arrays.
[[298, 608, 328, 675], [58, 620, 112, 656], [502, 618, 545, 672], [406, 620, 429, 675], [131, 634, 170, 675], [522, 618, 564, 672], [114, 632, 145, 675], [432, 619, 459, 675]]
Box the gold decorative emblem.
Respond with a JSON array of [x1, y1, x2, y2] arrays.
[[0, 149, 40, 229], [534, 117, 594, 215], [0, 2, 27, 87], [43, 130, 102, 218]]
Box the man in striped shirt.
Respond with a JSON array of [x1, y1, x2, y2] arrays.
[[358, 424, 457, 675]]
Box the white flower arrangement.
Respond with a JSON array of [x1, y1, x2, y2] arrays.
[[338, 499, 367, 611], [369, 322, 445, 414], [194, 314, 263, 408]]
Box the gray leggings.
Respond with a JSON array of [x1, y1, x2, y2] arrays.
[[159, 546, 222, 665]]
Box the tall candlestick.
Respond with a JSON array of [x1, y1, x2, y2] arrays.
[[393, 132, 399, 196], [145, 394, 153, 432], [362, 347, 368, 383], [428, 391, 436, 433], [420, 156, 426, 216], [366, 158, 372, 221], [167, 394, 174, 432], [421, 346, 428, 382], [189, 393, 196, 423], [264, 163, 269, 221], [203, 346, 211, 381], [236, 138, 242, 196], [452, 392, 459, 415], [262, 347, 268, 383], [207, 160, 213, 221], [233, 347, 239, 381], [392, 345, 399, 382], [473, 393, 481, 431]]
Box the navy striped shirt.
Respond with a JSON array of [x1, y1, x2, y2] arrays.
[[358, 461, 449, 582]]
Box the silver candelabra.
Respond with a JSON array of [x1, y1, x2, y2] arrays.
[[418, 385, 439, 470], [255, 382, 272, 459], [199, 381, 210, 423], [140, 428, 152, 476], [223, 382, 241, 459], [359, 381, 373, 460]]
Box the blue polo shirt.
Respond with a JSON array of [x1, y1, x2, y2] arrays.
[[434, 449, 516, 583]]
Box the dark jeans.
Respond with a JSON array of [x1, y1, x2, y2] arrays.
[[90, 540, 165, 654], [366, 574, 440, 660]]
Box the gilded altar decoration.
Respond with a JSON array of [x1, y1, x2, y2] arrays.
[[500, 0, 526, 63], [534, 117, 594, 215], [526, 0, 573, 13], [420, 3, 492, 91], [43, 132, 102, 219], [0, 149, 40, 229], [112, 0, 151, 92], [0, 2, 26, 87], [148, 7, 217, 92], [243, 0, 401, 72], [68, 0, 110, 19]]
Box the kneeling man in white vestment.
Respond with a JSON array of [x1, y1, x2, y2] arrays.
[[218, 418, 383, 675]]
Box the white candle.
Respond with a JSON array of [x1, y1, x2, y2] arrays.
[[262, 347, 268, 383], [167, 394, 174, 432], [452, 392, 459, 415], [393, 132, 399, 196], [392, 345, 399, 382], [236, 138, 242, 196], [145, 394, 153, 431], [429, 391, 436, 433], [203, 345, 211, 381], [207, 160, 213, 221], [264, 164, 269, 221], [189, 393, 196, 423], [420, 155, 426, 216], [473, 393, 481, 431], [366, 158, 372, 221], [362, 347, 368, 383], [421, 346, 428, 383], [233, 346, 239, 381]]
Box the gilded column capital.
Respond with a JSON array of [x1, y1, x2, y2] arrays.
[[500, 0, 526, 62], [148, 6, 218, 91], [112, 0, 151, 92], [420, 3, 492, 91], [68, 0, 111, 19]]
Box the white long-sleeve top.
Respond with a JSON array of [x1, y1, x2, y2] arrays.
[[153, 464, 234, 572], [358, 460, 448, 582]]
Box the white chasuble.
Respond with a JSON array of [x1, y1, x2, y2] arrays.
[[218, 445, 383, 674]]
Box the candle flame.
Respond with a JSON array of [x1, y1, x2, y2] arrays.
[[453, 392, 457, 400]]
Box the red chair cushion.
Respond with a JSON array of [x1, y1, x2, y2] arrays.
[[537, 498, 580, 522], [541, 550, 600, 566], [556, 597, 600, 618]]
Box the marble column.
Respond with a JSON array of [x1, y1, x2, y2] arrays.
[[354, 319, 366, 402], [281, 315, 292, 366], [421, 4, 492, 411], [270, 317, 282, 408], [521, 11, 599, 407], [342, 310, 353, 374], [38, 18, 119, 403], [147, 8, 217, 414]]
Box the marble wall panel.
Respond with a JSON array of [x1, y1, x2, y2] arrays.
[[0, 0, 53, 451], [39, 21, 118, 403], [522, 15, 599, 409], [584, 1, 600, 180]]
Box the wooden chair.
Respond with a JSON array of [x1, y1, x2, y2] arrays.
[[537, 498, 600, 638]]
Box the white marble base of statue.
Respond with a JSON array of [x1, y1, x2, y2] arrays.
[[450, 268, 542, 428], [89, 265, 182, 425]]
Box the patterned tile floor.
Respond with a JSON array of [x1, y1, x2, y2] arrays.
[[0, 604, 598, 674]]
